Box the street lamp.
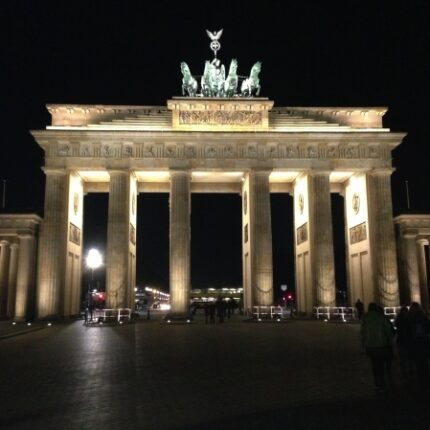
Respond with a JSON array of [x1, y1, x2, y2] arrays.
[[86, 248, 103, 281], [85, 248, 103, 322]]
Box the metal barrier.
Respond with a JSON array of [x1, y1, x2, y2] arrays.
[[313, 306, 356, 321], [85, 308, 132, 324], [252, 305, 284, 320], [384, 306, 403, 318]]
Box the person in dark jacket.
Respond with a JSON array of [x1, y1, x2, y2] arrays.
[[394, 306, 412, 379], [361, 302, 394, 392], [407, 302, 430, 391]]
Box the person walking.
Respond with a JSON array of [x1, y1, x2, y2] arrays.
[[394, 306, 412, 379], [407, 302, 430, 392], [215, 296, 226, 324], [355, 298, 364, 320], [209, 301, 216, 324], [361, 302, 394, 392]]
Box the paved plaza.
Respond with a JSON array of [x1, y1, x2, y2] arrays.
[[1, 314, 429, 430]]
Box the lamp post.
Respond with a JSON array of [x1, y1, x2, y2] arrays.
[[86, 248, 103, 322]]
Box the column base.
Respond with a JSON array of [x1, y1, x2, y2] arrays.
[[164, 313, 194, 324]]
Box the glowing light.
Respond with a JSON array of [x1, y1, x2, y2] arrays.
[[47, 322, 52, 327], [27, 322, 32, 326], [86, 248, 103, 270], [12, 322, 16, 326]]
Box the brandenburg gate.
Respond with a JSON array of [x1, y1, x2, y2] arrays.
[[28, 31, 405, 319]]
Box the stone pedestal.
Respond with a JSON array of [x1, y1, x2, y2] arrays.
[[367, 171, 399, 307], [169, 171, 191, 315]]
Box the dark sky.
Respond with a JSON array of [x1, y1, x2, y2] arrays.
[[1, 1, 428, 295]]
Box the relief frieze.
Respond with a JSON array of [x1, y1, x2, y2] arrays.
[[52, 141, 385, 161], [350, 222, 367, 245], [58, 144, 71, 156], [69, 223, 81, 245], [179, 110, 262, 126], [297, 223, 308, 245]]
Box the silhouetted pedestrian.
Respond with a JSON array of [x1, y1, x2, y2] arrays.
[[355, 299, 364, 320], [216, 296, 226, 323], [407, 302, 430, 391], [361, 302, 394, 392], [204, 302, 209, 324], [209, 301, 216, 324], [394, 306, 412, 379]]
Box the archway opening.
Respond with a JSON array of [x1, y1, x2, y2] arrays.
[[191, 194, 242, 289], [271, 193, 295, 306]]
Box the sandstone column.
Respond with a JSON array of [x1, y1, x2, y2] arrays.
[[15, 235, 37, 320], [416, 239, 429, 312], [0, 240, 11, 317], [248, 171, 273, 306], [399, 235, 420, 304], [6, 243, 19, 318], [169, 170, 191, 315], [308, 172, 336, 306], [37, 170, 68, 318], [367, 170, 399, 307], [106, 171, 136, 309]]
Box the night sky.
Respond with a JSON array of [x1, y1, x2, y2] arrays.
[[1, 1, 428, 298]]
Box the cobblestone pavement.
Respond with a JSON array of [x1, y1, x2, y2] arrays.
[[0, 314, 429, 430]]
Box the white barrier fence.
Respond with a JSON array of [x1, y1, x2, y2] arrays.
[[85, 308, 132, 324], [313, 305, 406, 321], [252, 305, 285, 320], [313, 306, 356, 321]]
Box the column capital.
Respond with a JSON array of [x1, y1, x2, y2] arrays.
[[416, 238, 429, 246], [107, 169, 130, 176], [367, 168, 395, 177], [0, 240, 10, 247], [42, 167, 67, 176], [9, 243, 19, 250], [308, 169, 332, 177], [169, 169, 191, 178]]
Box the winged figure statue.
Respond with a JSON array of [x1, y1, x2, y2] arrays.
[[206, 29, 223, 41]]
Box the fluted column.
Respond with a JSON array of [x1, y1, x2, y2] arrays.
[[0, 240, 11, 317], [37, 171, 68, 318], [6, 243, 19, 318], [169, 170, 191, 314], [367, 170, 399, 307], [15, 236, 36, 320], [106, 171, 131, 309], [249, 171, 273, 306], [309, 173, 336, 306], [400, 236, 420, 304], [416, 239, 429, 312]]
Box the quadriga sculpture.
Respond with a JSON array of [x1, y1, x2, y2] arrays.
[[224, 59, 238, 98], [241, 62, 262, 97], [180, 62, 198, 97]]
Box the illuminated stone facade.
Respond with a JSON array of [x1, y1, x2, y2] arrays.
[[395, 215, 430, 312], [28, 98, 405, 318], [0, 214, 41, 320]]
